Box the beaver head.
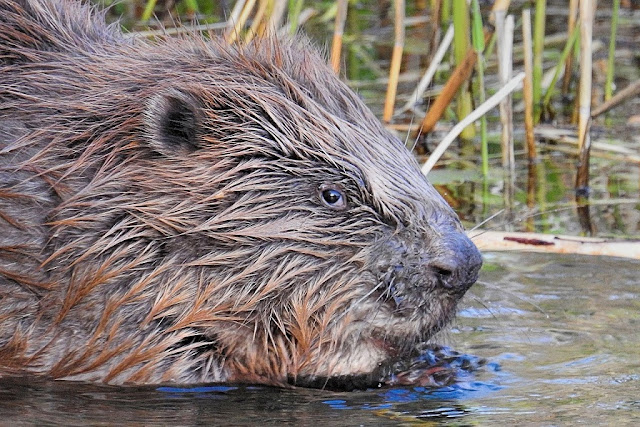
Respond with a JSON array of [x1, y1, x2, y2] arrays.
[[0, 0, 481, 387]]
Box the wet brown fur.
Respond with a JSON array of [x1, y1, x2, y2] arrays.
[[0, 0, 481, 386]]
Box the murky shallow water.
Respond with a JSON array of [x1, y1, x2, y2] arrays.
[[2, 252, 638, 425]]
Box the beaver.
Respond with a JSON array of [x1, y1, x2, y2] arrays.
[[0, 0, 482, 388]]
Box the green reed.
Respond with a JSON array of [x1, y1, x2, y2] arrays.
[[542, 23, 580, 115], [470, 0, 487, 179], [532, 0, 546, 124], [605, 0, 621, 101], [452, 0, 475, 141]]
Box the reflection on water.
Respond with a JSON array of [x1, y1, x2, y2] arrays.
[[2, 252, 638, 425]]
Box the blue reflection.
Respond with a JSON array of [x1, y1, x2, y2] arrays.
[[321, 381, 504, 411], [385, 381, 504, 402], [157, 385, 238, 393]]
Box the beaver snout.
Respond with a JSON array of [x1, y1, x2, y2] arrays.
[[427, 230, 482, 294], [373, 227, 482, 310]]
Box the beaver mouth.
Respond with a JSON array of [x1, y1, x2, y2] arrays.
[[354, 266, 474, 365], [370, 267, 470, 327], [365, 297, 458, 354]]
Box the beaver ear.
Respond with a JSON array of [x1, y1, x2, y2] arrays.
[[145, 89, 203, 154]]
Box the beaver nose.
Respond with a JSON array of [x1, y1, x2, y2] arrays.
[[428, 231, 482, 293]]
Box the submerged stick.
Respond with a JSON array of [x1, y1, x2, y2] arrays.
[[421, 72, 525, 174], [383, 0, 406, 122]]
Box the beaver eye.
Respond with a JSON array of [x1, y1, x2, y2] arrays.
[[318, 184, 347, 210]]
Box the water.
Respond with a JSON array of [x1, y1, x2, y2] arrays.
[[2, 252, 638, 425]]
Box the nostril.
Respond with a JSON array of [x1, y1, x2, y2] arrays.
[[429, 261, 457, 287]]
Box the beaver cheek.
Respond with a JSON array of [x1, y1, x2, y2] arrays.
[[372, 227, 482, 312]]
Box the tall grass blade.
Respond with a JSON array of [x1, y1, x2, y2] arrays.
[[605, 0, 621, 102], [470, 0, 488, 179], [452, 0, 474, 140], [532, 0, 546, 123], [542, 23, 580, 115]]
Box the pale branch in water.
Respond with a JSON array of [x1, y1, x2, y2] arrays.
[[421, 72, 525, 175], [470, 231, 640, 260], [399, 25, 454, 115]]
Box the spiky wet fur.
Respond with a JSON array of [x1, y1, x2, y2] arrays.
[[0, 0, 480, 386]]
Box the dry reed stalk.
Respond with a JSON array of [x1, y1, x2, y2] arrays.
[[576, 0, 594, 201], [553, 145, 640, 164], [228, 0, 257, 44], [495, 11, 515, 175], [491, 0, 511, 13], [386, 123, 447, 133], [417, 49, 477, 136], [427, 0, 442, 63], [421, 72, 525, 174], [591, 78, 640, 118], [489, 0, 511, 24], [130, 22, 228, 39], [267, 0, 288, 33], [535, 126, 640, 163], [383, 0, 406, 123], [330, 0, 349, 74], [400, 25, 454, 113], [245, 0, 269, 42], [522, 8, 536, 162], [225, 0, 248, 43], [562, 0, 579, 94], [577, 0, 593, 152]]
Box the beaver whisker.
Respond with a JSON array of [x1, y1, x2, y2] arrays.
[[471, 280, 549, 316], [468, 208, 505, 232]]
